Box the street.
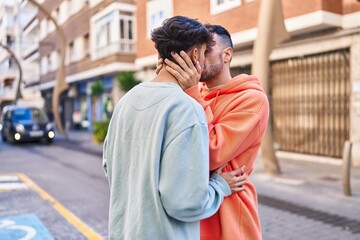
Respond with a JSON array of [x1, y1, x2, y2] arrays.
[[1, 131, 360, 239], [0, 135, 109, 239]]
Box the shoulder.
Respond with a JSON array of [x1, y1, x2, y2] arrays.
[[179, 91, 207, 119], [166, 90, 207, 126]]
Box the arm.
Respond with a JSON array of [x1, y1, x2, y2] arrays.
[[159, 123, 231, 222]]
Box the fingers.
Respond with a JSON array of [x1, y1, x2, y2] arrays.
[[172, 51, 193, 71], [156, 58, 163, 67], [155, 65, 163, 75], [165, 66, 186, 83], [195, 61, 201, 74], [229, 165, 246, 177], [214, 164, 227, 174], [231, 174, 246, 187], [164, 52, 200, 90], [228, 172, 247, 193], [164, 59, 187, 77], [179, 51, 197, 71], [231, 186, 245, 193]]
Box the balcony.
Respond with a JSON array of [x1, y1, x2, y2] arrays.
[[0, 66, 17, 80], [94, 40, 136, 60], [22, 41, 39, 60]]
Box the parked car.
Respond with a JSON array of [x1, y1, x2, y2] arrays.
[[0, 105, 55, 144]]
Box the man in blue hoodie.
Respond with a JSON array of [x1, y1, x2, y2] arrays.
[[103, 16, 246, 240]]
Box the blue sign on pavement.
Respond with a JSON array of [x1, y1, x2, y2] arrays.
[[0, 213, 54, 240]]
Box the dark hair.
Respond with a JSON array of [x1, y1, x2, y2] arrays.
[[204, 24, 233, 49], [151, 16, 214, 62]]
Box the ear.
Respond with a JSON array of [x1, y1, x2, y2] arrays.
[[223, 47, 233, 64], [190, 48, 199, 63]]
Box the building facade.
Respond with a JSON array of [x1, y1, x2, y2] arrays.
[[0, 0, 17, 107], [33, 0, 136, 130], [135, 0, 360, 162], [1, 0, 359, 162]]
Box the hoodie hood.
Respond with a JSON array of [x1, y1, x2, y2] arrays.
[[128, 82, 181, 111], [202, 74, 265, 100]]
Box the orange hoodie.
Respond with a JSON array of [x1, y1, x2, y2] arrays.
[[185, 74, 269, 240]]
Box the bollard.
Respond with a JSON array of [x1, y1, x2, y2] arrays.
[[342, 141, 352, 196]]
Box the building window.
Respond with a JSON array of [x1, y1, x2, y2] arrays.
[[95, 12, 113, 49], [41, 56, 47, 75], [119, 15, 135, 52], [6, 35, 13, 46], [69, 41, 75, 62], [8, 58, 14, 68], [146, 0, 173, 38], [93, 10, 135, 58], [4, 78, 14, 88], [91, 3, 136, 59], [84, 33, 90, 56], [47, 54, 52, 72], [210, 0, 241, 15]]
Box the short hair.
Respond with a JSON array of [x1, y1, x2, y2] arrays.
[[204, 24, 233, 49], [151, 16, 214, 62]]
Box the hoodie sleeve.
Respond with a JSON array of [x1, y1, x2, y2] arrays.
[[159, 123, 231, 222], [102, 137, 108, 177], [185, 84, 269, 170]]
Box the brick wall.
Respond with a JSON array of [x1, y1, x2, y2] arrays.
[[135, 0, 349, 60]]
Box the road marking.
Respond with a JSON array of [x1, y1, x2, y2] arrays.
[[0, 175, 20, 181], [0, 175, 29, 192], [17, 173, 102, 240], [0, 213, 52, 240], [0, 183, 28, 192]]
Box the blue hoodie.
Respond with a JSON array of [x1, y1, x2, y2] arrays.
[[103, 82, 231, 239]]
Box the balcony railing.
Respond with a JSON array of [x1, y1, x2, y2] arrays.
[[95, 40, 136, 59], [0, 67, 17, 78]]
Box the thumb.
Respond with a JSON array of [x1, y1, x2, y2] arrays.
[[195, 61, 201, 74]]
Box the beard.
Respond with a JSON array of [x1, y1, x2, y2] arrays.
[[200, 54, 223, 82]]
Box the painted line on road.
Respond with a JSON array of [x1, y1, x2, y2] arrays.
[[0, 183, 29, 192], [0, 175, 29, 192], [0, 175, 21, 181], [17, 173, 102, 240]]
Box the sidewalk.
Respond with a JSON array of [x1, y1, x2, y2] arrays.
[[252, 156, 360, 240], [55, 130, 104, 157], [58, 130, 360, 239]]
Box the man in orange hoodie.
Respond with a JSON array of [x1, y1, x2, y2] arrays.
[[163, 24, 269, 240]]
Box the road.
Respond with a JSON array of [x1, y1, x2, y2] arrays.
[[1, 133, 360, 240], [0, 138, 109, 238]]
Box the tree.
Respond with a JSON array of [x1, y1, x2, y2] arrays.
[[91, 81, 103, 96], [251, 0, 290, 175], [117, 72, 141, 92], [28, 0, 69, 137]]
